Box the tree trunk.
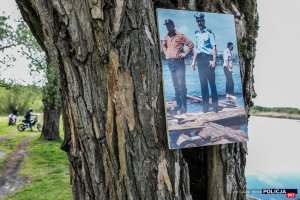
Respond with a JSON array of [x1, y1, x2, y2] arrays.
[[41, 61, 61, 140], [42, 106, 60, 140], [16, 0, 258, 199]]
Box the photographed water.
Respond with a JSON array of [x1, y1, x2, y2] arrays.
[[162, 61, 245, 113]]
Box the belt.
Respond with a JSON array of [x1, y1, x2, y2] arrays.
[[198, 53, 212, 57], [167, 58, 184, 61]]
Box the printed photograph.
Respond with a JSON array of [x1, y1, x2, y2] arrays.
[[157, 8, 249, 149]]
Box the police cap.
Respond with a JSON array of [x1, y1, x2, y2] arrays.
[[164, 19, 174, 25], [194, 13, 205, 21]]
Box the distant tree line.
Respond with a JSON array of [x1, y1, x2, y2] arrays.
[[251, 106, 300, 115], [0, 84, 43, 115]]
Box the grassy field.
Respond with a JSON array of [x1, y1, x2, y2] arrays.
[[0, 117, 22, 171], [0, 132, 29, 172], [0, 116, 72, 200], [0, 116, 17, 137]]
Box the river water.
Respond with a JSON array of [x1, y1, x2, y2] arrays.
[[246, 116, 300, 199], [162, 61, 245, 112]]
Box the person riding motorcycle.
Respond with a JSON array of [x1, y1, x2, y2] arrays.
[[24, 108, 35, 131], [17, 109, 42, 132]]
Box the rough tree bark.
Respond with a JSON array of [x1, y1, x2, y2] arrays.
[[16, 0, 258, 199], [41, 61, 61, 140], [42, 106, 60, 140]]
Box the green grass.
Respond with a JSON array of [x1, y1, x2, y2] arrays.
[[0, 116, 72, 200], [5, 138, 72, 200], [0, 115, 31, 171], [0, 132, 32, 171], [0, 116, 17, 137]]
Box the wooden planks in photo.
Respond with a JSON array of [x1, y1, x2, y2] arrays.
[[166, 95, 248, 148]]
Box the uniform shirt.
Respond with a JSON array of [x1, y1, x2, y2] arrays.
[[162, 32, 194, 59], [25, 110, 33, 121], [223, 47, 232, 67], [194, 27, 216, 55]]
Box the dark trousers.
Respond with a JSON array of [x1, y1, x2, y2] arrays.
[[196, 54, 218, 106], [25, 119, 32, 129], [223, 66, 234, 95], [167, 59, 187, 110]]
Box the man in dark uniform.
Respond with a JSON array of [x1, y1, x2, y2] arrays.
[[25, 108, 34, 131], [191, 13, 219, 113], [162, 19, 194, 114]]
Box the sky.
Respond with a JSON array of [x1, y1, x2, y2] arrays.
[[254, 0, 300, 108], [0, 0, 45, 85], [247, 117, 300, 176], [246, 0, 300, 191]]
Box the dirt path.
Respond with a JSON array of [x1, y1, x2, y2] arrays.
[[0, 132, 18, 142], [0, 136, 34, 199], [0, 151, 4, 161], [0, 131, 19, 161]]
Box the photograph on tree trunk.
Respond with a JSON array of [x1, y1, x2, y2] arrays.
[[157, 9, 248, 149]]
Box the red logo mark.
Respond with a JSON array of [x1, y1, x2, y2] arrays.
[[286, 192, 296, 198]]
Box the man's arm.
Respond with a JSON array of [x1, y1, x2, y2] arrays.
[[30, 112, 38, 117], [208, 31, 217, 68], [191, 48, 198, 70], [209, 45, 217, 68], [223, 50, 228, 67], [161, 36, 168, 55], [223, 49, 232, 71], [180, 34, 194, 57], [226, 60, 230, 67]]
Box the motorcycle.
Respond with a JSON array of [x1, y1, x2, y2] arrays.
[[17, 116, 43, 132], [8, 114, 17, 126]]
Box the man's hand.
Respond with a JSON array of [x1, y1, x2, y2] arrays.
[[229, 64, 233, 72], [178, 53, 186, 58], [191, 62, 196, 71], [209, 60, 216, 68]]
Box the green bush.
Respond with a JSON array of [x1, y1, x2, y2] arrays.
[[0, 84, 43, 115], [251, 106, 300, 115]]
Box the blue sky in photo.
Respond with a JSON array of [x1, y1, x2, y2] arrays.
[[157, 8, 238, 53]]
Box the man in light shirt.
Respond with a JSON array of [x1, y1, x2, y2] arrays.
[[223, 42, 236, 99]]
